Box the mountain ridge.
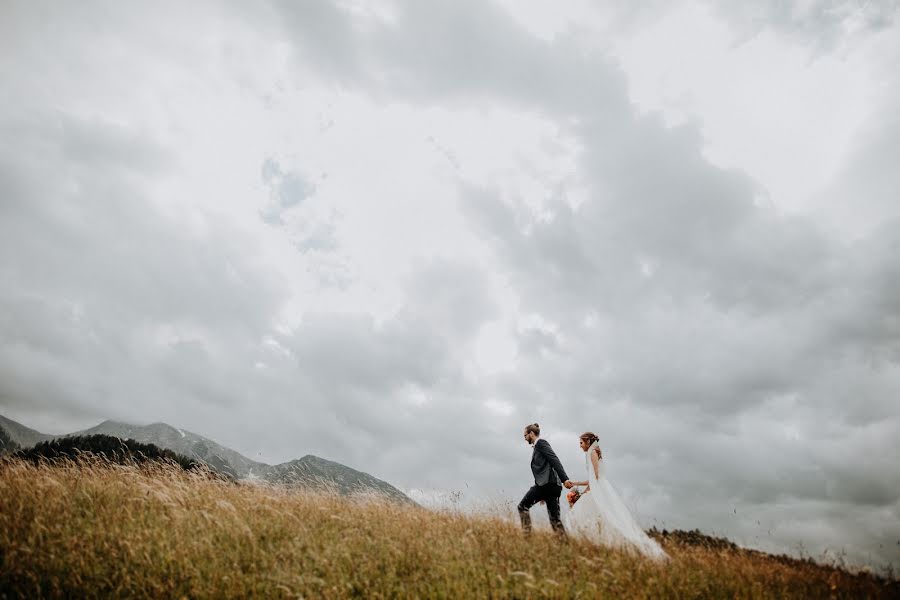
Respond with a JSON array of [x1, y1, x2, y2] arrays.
[[265, 453, 412, 503], [0, 414, 412, 503], [0, 414, 55, 449]]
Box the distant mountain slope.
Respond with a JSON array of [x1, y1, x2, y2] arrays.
[[0, 425, 20, 455], [72, 420, 266, 479], [15, 434, 201, 471], [265, 454, 414, 504], [0, 414, 413, 504], [0, 415, 54, 448]]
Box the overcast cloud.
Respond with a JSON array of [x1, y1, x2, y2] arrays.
[[1, 0, 898, 569]]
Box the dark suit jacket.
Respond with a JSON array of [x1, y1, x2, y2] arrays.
[[530, 438, 569, 486]]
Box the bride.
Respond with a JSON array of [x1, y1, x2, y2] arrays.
[[564, 432, 668, 561]]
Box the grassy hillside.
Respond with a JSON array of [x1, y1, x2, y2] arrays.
[[0, 459, 896, 599]]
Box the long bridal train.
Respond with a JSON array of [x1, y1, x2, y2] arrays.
[[565, 441, 668, 561]]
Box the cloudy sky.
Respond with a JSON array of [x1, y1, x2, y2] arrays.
[[2, 0, 899, 569]]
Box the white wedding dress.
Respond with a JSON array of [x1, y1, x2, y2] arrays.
[[565, 442, 668, 561]]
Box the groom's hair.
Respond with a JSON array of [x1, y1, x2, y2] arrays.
[[524, 423, 540, 435]]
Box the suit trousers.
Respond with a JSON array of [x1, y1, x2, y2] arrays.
[[518, 483, 566, 536]]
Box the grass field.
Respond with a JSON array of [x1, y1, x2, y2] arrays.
[[1, 458, 896, 598]]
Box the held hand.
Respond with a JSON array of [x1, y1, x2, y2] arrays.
[[563, 480, 574, 489]]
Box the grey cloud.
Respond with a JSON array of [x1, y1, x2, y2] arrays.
[[517, 327, 560, 357], [0, 110, 286, 423], [270, 0, 366, 83], [401, 258, 499, 342], [58, 114, 172, 174], [825, 106, 900, 236], [281, 311, 451, 396], [707, 0, 900, 51], [272, 258, 498, 424], [271, 0, 631, 119]]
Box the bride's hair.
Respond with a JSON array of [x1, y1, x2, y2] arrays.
[[524, 423, 540, 436], [579, 432, 599, 445]]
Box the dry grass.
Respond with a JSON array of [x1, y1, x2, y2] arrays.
[[0, 458, 896, 599]]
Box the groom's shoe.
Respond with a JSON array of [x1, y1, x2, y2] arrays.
[[548, 511, 567, 540], [550, 521, 568, 541], [518, 507, 533, 534]]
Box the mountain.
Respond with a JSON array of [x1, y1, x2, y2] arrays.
[[0, 414, 413, 503], [72, 420, 266, 480], [265, 454, 414, 504], [15, 434, 202, 472], [0, 425, 20, 455], [0, 414, 54, 449]]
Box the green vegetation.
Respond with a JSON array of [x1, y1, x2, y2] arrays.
[[12, 434, 201, 472], [0, 459, 896, 599]]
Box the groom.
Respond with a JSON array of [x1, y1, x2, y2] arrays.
[[518, 422, 572, 536]]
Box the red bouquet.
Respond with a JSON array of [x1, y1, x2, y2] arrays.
[[566, 488, 581, 508]]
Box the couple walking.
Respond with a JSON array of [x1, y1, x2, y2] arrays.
[[518, 423, 667, 561]]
